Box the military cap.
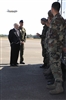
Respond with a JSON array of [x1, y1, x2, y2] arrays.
[[19, 20, 23, 23], [41, 18, 47, 22]]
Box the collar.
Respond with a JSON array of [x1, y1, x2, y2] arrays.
[[19, 26, 23, 29], [14, 28, 18, 31], [54, 13, 60, 17]]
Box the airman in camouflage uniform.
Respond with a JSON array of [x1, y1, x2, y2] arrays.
[[19, 20, 26, 64], [44, 10, 54, 68], [46, 2, 66, 94], [37, 18, 49, 68]]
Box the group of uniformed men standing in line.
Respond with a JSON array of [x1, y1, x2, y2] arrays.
[[37, 2, 66, 95], [8, 1, 66, 95]]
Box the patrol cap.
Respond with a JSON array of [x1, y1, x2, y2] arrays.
[[41, 18, 47, 22], [19, 20, 23, 23]]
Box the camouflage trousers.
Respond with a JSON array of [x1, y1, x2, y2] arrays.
[[49, 47, 63, 82], [43, 50, 49, 66], [20, 43, 24, 62], [41, 42, 49, 66]]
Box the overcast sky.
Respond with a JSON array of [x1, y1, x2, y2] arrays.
[[0, 0, 58, 35]]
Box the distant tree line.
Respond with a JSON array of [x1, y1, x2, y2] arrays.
[[27, 34, 40, 39], [0, 34, 8, 37], [0, 34, 40, 39]]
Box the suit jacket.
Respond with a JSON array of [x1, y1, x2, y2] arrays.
[[8, 28, 20, 45]]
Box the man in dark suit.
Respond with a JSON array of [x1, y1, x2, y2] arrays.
[[8, 23, 20, 66]]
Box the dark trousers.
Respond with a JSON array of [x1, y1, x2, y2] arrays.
[[41, 42, 49, 66], [20, 44, 24, 62], [10, 43, 20, 65], [61, 62, 66, 81]]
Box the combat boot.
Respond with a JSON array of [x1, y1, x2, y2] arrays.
[[46, 82, 56, 90], [49, 82, 64, 95], [43, 67, 51, 75]]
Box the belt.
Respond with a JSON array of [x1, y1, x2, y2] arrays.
[[11, 42, 20, 44]]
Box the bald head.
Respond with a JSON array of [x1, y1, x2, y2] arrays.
[[14, 23, 19, 29]]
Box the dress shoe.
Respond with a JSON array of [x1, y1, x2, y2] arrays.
[[44, 72, 52, 76], [10, 64, 17, 67], [47, 78, 55, 85], [40, 64, 45, 68], [47, 81, 54, 85], [10, 64, 15, 66], [17, 63, 19, 65], [47, 78, 55, 83], [20, 62, 25, 64], [45, 74, 54, 80], [40, 64, 48, 68], [44, 65, 50, 69]]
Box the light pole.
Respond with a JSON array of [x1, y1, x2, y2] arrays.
[[57, 0, 62, 15], [61, 0, 62, 15]]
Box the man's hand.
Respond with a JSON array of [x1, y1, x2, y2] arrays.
[[63, 47, 66, 52], [45, 22, 50, 27], [36, 33, 40, 36], [20, 41, 24, 44]]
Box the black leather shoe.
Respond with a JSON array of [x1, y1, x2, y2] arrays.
[[16, 63, 19, 65], [47, 81, 54, 85], [40, 64, 45, 68], [20, 62, 25, 64], [45, 75, 54, 80], [47, 79, 55, 83], [40, 65, 49, 69], [44, 65, 50, 69], [10, 64, 17, 67], [44, 72, 52, 76]]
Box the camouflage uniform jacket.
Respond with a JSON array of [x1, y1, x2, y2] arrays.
[[19, 27, 26, 42], [40, 25, 48, 44], [46, 13, 65, 53], [44, 28, 50, 49]]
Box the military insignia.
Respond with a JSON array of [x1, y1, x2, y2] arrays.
[[20, 29, 22, 33], [22, 28, 26, 33], [22, 28, 24, 32]]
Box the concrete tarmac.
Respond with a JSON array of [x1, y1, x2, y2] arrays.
[[0, 38, 42, 64]]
